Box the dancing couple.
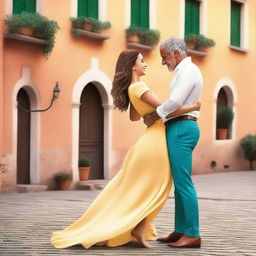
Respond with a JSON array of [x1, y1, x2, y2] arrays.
[[51, 36, 203, 249]]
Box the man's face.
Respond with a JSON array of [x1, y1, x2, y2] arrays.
[[160, 47, 177, 72]]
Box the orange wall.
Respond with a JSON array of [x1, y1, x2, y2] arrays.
[[2, 0, 256, 191], [111, 0, 256, 174], [192, 0, 256, 173]]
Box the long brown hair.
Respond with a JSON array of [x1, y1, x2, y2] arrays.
[[111, 50, 140, 112]]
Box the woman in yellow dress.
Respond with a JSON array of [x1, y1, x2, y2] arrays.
[[51, 50, 200, 249]]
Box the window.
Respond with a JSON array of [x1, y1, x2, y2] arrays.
[[131, 0, 149, 28], [217, 88, 228, 110], [78, 0, 98, 19], [13, 0, 36, 14], [216, 87, 234, 140], [230, 1, 241, 47], [185, 0, 200, 35]]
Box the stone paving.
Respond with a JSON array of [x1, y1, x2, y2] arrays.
[[0, 171, 256, 256]]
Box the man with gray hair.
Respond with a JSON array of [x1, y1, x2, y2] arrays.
[[144, 36, 203, 248]]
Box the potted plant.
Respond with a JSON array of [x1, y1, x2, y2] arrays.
[[240, 134, 256, 170], [184, 34, 215, 52], [216, 106, 234, 140], [4, 12, 37, 36], [126, 26, 141, 43], [54, 172, 72, 190], [196, 34, 215, 51], [126, 26, 160, 46], [4, 12, 59, 57], [139, 28, 161, 46], [70, 17, 111, 36], [184, 33, 200, 50], [78, 157, 91, 181]]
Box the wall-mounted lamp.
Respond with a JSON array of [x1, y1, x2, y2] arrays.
[[18, 82, 60, 112]]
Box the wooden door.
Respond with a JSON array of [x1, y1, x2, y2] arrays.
[[79, 83, 104, 179], [17, 88, 31, 184]]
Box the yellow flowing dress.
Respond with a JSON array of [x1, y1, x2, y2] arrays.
[[51, 82, 172, 249]]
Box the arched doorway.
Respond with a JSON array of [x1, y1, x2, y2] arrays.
[[79, 83, 104, 179], [17, 88, 31, 184]]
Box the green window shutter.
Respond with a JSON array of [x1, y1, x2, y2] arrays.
[[13, 0, 25, 14], [131, 0, 140, 27], [13, 0, 36, 14], [185, 0, 200, 35], [78, 0, 98, 19], [231, 1, 241, 47], [25, 0, 36, 13], [88, 0, 98, 19], [131, 0, 149, 28], [78, 0, 88, 17], [140, 0, 149, 28]]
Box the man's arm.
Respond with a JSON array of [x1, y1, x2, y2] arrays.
[[144, 68, 200, 126], [129, 103, 141, 121], [157, 68, 199, 119], [143, 102, 201, 127]]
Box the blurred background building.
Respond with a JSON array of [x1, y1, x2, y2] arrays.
[[0, 0, 255, 192]]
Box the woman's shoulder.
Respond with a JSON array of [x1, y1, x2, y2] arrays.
[[129, 81, 148, 90], [129, 81, 150, 98]]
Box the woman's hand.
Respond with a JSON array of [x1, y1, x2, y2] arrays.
[[194, 101, 201, 111]]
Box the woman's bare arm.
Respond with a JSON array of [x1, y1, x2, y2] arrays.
[[141, 91, 200, 114], [140, 91, 162, 108]]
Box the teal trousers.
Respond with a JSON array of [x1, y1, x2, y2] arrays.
[[166, 120, 200, 237]]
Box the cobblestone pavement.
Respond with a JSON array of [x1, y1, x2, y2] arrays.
[[0, 171, 256, 256]]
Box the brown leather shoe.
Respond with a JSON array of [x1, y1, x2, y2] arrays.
[[167, 235, 201, 248], [157, 231, 183, 243]]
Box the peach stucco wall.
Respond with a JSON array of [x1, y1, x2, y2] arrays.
[[112, 0, 256, 174], [1, 0, 255, 192], [192, 0, 255, 173]]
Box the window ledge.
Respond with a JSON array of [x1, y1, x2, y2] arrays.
[[229, 45, 248, 53], [188, 49, 209, 57], [126, 42, 155, 51], [4, 33, 48, 45], [74, 29, 110, 40], [213, 138, 234, 145]]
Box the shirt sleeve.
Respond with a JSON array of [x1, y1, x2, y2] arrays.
[[130, 82, 150, 99], [157, 67, 200, 120]]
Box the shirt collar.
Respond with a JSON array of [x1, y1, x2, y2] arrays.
[[174, 57, 192, 73]]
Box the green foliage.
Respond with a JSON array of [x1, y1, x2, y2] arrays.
[[184, 33, 200, 44], [70, 17, 111, 33], [217, 107, 234, 129], [240, 135, 256, 161], [38, 19, 59, 57], [240, 134, 256, 169], [54, 172, 72, 181], [197, 34, 215, 48], [184, 33, 215, 50], [4, 12, 38, 31], [4, 12, 59, 57], [71, 27, 81, 37], [79, 157, 90, 167], [126, 26, 140, 36], [126, 26, 160, 46]]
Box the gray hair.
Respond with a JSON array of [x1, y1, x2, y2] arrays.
[[160, 36, 187, 56]]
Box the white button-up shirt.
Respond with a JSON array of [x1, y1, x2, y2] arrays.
[[156, 57, 203, 122]]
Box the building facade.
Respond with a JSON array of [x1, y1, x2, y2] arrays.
[[0, 0, 254, 192]]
